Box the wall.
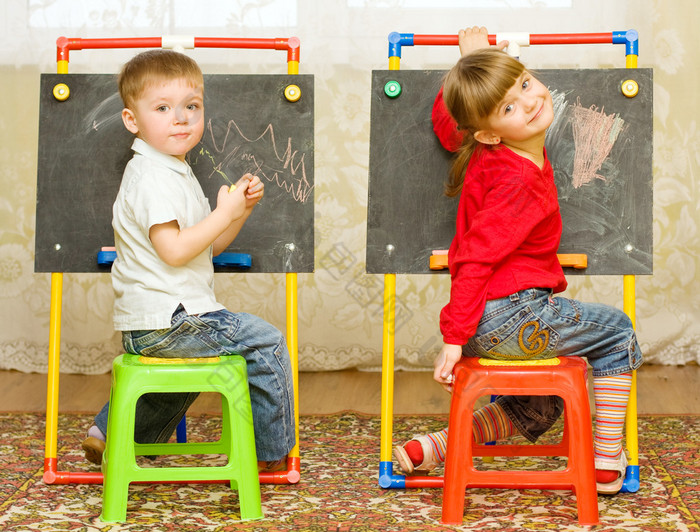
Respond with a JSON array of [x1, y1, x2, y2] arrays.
[[1, 0, 697, 373]]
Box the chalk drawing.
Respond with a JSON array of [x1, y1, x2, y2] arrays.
[[570, 98, 626, 189], [83, 93, 123, 134], [200, 118, 313, 204], [197, 147, 233, 185], [546, 89, 569, 145]]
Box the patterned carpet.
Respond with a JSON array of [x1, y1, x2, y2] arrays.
[[0, 412, 698, 531]]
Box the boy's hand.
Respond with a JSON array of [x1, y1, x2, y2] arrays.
[[216, 180, 248, 221], [239, 173, 264, 209], [458, 26, 509, 56], [433, 343, 463, 393]]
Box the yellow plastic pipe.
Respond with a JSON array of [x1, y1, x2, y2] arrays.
[[286, 272, 300, 459], [380, 273, 397, 462], [45, 272, 63, 460], [285, 49, 300, 466], [623, 275, 638, 466], [623, 42, 638, 468], [46, 58, 68, 467]]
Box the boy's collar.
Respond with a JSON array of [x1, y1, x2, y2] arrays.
[[131, 138, 191, 175]]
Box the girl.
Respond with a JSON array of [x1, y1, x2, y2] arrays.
[[393, 27, 642, 495]]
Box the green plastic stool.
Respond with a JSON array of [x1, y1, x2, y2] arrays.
[[99, 353, 262, 523]]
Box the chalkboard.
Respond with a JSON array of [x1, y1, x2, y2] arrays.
[[35, 73, 314, 273], [366, 68, 653, 275]]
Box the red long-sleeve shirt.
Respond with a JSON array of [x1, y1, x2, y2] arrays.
[[433, 90, 567, 346]]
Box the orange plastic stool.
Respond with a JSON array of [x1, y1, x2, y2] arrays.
[[441, 356, 599, 526]]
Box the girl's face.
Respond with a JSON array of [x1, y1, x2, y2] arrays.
[[479, 71, 553, 147], [121, 78, 204, 161]]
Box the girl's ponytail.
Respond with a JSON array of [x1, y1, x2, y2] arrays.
[[445, 135, 478, 197]]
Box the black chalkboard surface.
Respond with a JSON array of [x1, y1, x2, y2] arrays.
[[366, 68, 653, 275], [35, 73, 314, 273]]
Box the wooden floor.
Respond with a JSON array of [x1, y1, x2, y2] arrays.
[[1, 363, 698, 415]]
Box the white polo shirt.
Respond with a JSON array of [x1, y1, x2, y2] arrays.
[[111, 138, 224, 331]]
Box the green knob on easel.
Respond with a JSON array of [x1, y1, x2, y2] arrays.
[[384, 80, 402, 98]]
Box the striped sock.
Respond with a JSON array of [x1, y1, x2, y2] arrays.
[[404, 401, 517, 467], [425, 428, 449, 463], [404, 428, 448, 465], [593, 372, 632, 479], [472, 401, 517, 444]]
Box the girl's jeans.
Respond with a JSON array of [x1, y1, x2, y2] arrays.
[[463, 288, 643, 442], [94, 305, 296, 461]]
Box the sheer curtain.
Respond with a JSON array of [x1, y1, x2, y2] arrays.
[[0, 0, 696, 373]]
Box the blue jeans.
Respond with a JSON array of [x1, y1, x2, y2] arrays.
[[463, 288, 643, 442], [95, 305, 296, 461]]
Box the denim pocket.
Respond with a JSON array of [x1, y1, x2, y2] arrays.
[[130, 318, 219, 358], [471, 307, 560, 360], [129, 329, 166, 341]]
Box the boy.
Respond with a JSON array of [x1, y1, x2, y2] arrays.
[[82, 50, 295, 472]]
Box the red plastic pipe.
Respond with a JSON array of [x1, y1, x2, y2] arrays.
[[43, 456, 300, 485], [56, 36, 162, 62], [411, 32, 614, 47], [529, 32, 612, 45], [194, 36, 300, 62], [412, 34, 459, 46], [57, 36, 301, 64]]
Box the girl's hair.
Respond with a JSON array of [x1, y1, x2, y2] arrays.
[[118, 49, 203, 109], [442, 48, 525, 196]]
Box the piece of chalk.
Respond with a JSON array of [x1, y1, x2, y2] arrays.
[[229, 184, 236, 192]]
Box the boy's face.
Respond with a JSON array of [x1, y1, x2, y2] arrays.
[[121, 78, 204, 161]]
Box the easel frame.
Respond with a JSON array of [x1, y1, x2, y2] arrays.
[[42, 35, 303, 486], [376, 30, 642, 493]]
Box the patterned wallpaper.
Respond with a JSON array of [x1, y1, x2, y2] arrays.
[[0, 0, 697, 373]]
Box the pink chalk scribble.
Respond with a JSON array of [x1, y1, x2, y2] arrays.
[[570, 98, 626, 188]]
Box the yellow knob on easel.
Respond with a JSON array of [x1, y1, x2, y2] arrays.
[[284, 84, 301, 102], [53, 83, 70, 101], [621, 79, 639, 98]]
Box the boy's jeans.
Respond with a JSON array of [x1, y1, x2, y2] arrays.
[[463, 288, 643, 442], [95, 305, 295, 461]]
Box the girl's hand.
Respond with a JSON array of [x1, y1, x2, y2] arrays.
[[458, 26, 509, 56], [433, 343, 463, 393]]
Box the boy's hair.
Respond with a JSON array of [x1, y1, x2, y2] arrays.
[[442, 48, 525, 197], [118, 49, 203, 109]]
